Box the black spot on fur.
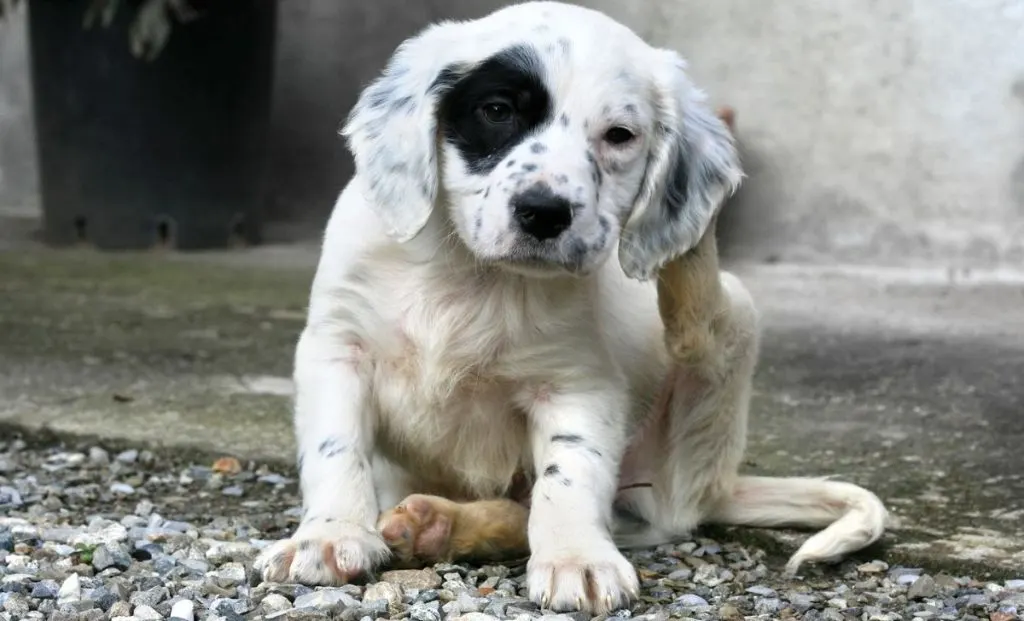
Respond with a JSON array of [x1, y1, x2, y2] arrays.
[[483, 187, 490, 199], [551, 434, 583, 444], [437, 45, 552, 175], [530, 142, 547, 154], [318, 437, 346, 458], [557, 38, 571, 55], [554, 174, 569, 185], [522, 163, 537, 172], [507, 159, 517, 168], [298, 540, 319, 553], [544, 463, 560, 476], [391, 95, 415, 113], [588, 447, 603, 458], [560, 113, 570, 128], [587, 151, 603, 186]]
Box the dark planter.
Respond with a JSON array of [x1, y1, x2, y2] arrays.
[[27, 0, 277, 250]]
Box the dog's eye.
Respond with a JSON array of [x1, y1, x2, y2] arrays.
[[479, 100, 514, 125], [604, 126, 636, 145]]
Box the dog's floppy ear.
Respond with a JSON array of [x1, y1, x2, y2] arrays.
[[340, 24, 462, 243], [617, 50, 742, 281]]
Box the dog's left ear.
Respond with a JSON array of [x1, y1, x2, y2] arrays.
[[618, 49, 743, 281], [340, 24, 462, 243]]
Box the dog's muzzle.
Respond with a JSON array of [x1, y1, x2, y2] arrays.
[[511, 183, 572, 241]]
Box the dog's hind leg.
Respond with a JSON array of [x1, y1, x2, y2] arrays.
[[376, 494, 530, 567], [621, 217, 890, 574]]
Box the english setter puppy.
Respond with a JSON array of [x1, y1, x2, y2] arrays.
[[255, 1, 890, 613]]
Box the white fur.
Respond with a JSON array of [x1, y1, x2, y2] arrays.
[[255, 2, 891, 613]]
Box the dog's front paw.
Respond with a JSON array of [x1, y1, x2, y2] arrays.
[[255, 520, 390, 585], [526, 538, 639, 614]]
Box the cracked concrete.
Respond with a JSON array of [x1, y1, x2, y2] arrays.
[[0, 228, 1022, 579]]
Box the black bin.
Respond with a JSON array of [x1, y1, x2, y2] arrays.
[[27, 0, 277, 250]]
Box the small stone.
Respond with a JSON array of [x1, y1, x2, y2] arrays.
[[205, 541, 255, 564], [31, 580, 60, 599], [259, 594, 291, 615], [747, 585, 777, 597], [675, 594, 709, 607], [110, 482, 135, 495], [364, 582, 403, 614], [788, 593, 816, 612], [258, 474, 291, 485], [718, 604, 742, 620], [92, 543, 133, 571], [409, 601, 442, 621], [212, 457, 243, 475], [168, 599, 195, 621], [827, 598, 847, 609], [821, 610, 846, 621], [134, 604, 164, 620], [2, 593, 29, 617], [293, 588, 359, 610], [220, 486, 245, 497], [453, 614, 500, 621], [692, 564, 722, 587], [754, 598, 782, 615], [381, 569, 443, 591], [211, 598, 249, 617], [1005, 580, 1024, 590], [130, 586, 169, 608], [210, 562, 248, 587], [109, 601, 132, 618], [115, 449, 139, 463], [909, 575, 938, 600], [58, 573, 82, 603], [857, 560, 889, 574], [666, 568, 693, 581]]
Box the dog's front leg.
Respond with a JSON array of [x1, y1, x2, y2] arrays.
[[254, 328, 389, 585], [525, 384, 639, 614]]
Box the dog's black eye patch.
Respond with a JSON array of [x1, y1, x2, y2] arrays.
[[437, 44, 552, 175]]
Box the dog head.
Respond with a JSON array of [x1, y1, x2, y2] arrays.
[[342, 1, 741, 280]]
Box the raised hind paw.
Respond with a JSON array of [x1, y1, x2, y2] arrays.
[[377, 494, 530, 566], [376, 494, 456, 565]]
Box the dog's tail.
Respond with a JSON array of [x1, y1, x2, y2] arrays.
[[707, 475, 895, 575]]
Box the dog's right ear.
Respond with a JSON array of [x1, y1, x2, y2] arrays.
[[340, 24, 464, 243]]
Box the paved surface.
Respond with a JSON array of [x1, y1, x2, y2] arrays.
[[1, 225, 1022, 580]]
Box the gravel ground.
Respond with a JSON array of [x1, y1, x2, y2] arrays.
[[1, 434, 1022, 621]]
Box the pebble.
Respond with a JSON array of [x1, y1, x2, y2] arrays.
[[381, 568, 443, 590], [293, 588, 360, 610], [0, 439, 1014, 621], [908, 574, 938, 599], [134, 604, 164, 620], [57, 573, 82, 604]]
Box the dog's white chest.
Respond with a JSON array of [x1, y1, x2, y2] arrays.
[[360, 271, 537, 496]]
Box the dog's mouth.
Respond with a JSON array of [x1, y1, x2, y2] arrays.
[[495, 240, 597, 277]]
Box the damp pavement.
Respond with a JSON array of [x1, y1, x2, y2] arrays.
[[1, 234, 1022, 620]]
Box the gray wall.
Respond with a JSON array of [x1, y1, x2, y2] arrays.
[[2, 0, 1023, 267], [0, 6, 37, 217]]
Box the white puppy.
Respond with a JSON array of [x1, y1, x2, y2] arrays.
[[255, 1, 891, 614]]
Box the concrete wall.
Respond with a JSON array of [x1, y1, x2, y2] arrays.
[[0, 6, 37, 216], [601, 0, 1024, 266], [2, 0, 1023, 267]]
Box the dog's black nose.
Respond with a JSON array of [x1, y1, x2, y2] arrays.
[[512, 184, 573, 241]]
